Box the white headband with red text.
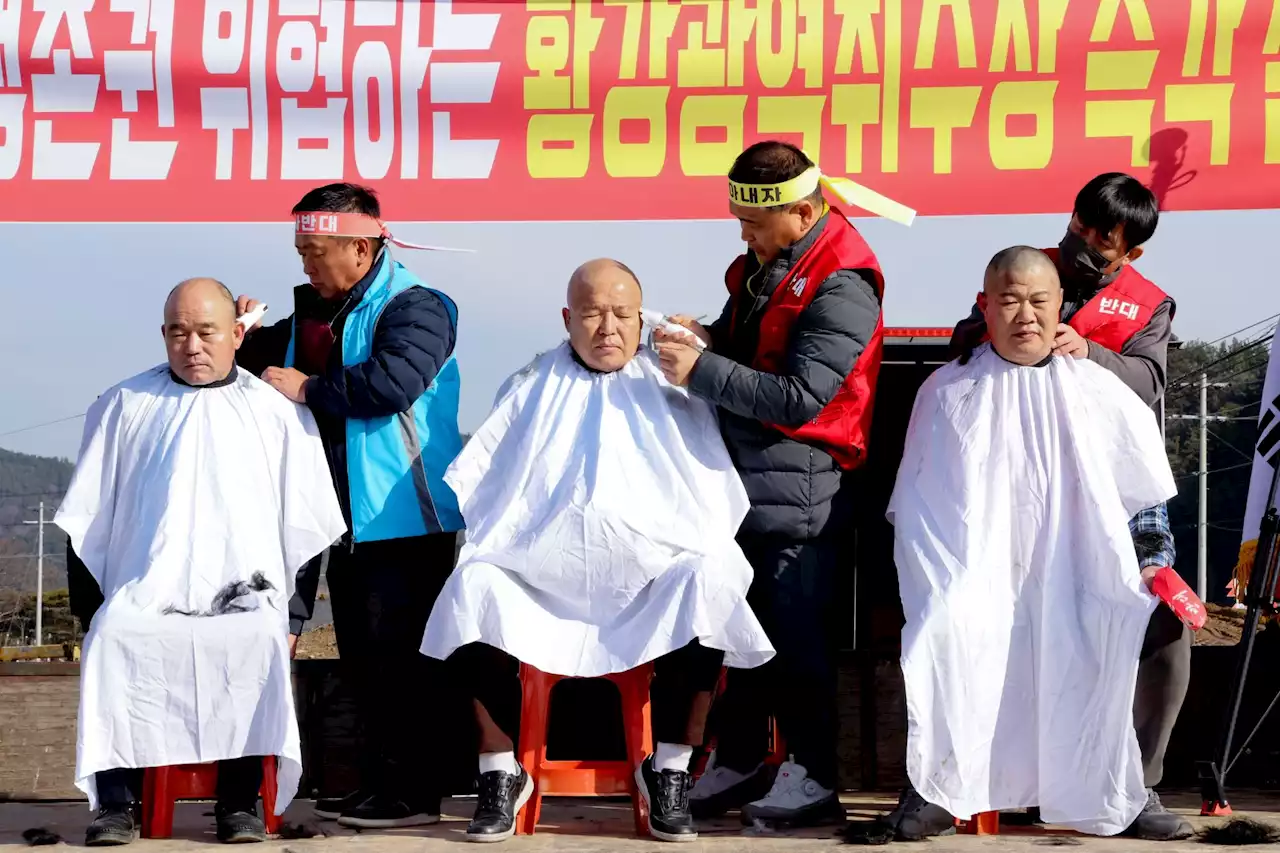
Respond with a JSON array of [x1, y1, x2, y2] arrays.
[[294, 211, 474, 253]]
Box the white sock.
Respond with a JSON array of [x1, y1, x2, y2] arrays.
[[478, 751, 519, 775], [654, 742, 694, 773]]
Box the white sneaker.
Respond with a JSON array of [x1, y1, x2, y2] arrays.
[[740, 760, 843, 826], [688, 750, 770, 819]]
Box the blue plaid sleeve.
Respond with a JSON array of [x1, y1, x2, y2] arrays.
[[1129, 502, 1175, 570]]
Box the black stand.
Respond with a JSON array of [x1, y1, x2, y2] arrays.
[[1198, 459, 1280, 816]]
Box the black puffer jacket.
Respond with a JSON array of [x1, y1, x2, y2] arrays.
[[687, 214, 882, 540]]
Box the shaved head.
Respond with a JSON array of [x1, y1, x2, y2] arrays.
[[165, 277, 236, 323], [977, 246, 1063, 366], [983, 246, 1060, 295], [563, 258, 643, 372], [567, 258, 641, 304], [162, 277, 243, 385]]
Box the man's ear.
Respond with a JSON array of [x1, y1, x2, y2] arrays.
[[976, 291, 988, 313], [159, 324, 167, 343], [354, 236, 373, 262], [562, 307, 571, 331], [792, 198, 819, 225], [232, 321, 245, 350]]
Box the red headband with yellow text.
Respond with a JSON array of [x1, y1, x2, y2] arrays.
[[294, 211, 473, 252]]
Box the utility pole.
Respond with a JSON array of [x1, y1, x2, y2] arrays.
[[1199, 374, 1209, 602], [1169, 378, 1235, 601], [22, 501, 45, 646]]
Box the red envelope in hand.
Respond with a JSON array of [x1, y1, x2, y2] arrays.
[[1149, 567, 1208, 631]]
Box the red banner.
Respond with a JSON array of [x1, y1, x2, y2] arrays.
[[1, 0, 1278, 222]]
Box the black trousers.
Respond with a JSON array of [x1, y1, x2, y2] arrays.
[[96, 757, 264, 813], [713, 534, 841, 789], [1135, 604, 1193, 788], [452, 640, 725, 748], [327, 532, 458, 804]]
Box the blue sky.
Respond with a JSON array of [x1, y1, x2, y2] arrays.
[[1, 208, 1277, 461]]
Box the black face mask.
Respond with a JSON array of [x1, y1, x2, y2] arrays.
[[1058, 229, 1122, 289]]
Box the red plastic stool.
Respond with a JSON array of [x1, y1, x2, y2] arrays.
[[516, 662, 654, 836], [955, 811, 1000, 835], [141, 758, 281, 839]]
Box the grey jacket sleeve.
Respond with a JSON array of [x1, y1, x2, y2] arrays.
[[687, 269, 881, 426], [1086, 298, 1173, 406]]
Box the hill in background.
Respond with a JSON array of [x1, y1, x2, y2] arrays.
[[0, 447, 72, 592]]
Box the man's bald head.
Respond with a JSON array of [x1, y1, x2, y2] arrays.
[[162, 277, 243, 386], [977, 246, 1063, 366], [983, 246, 1060, 295], [567, 258, 642, 303], [165, 277, 236, 323], [563, 259, 643, 373]]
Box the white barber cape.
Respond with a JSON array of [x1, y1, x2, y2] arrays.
[[887, 346, 1177, 835], [421, 343, 774, 677], [55, 366, 346, 812]]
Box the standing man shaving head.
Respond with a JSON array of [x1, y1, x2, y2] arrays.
[[235, 182, 468, 830], [659, 140, 909, 827]]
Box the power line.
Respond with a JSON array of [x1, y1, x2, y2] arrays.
[[0, 490, 66, 500], [1205, 427, 1258, 464], [1174, 460, 1255, 481], [0, 413, 86, 438], [1167, 333, 1274, 394], [1202, 313, 1280, 348]]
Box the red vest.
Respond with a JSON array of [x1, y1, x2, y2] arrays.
[[724, 210, 885, 470], [1044, 248, 1173, 352]]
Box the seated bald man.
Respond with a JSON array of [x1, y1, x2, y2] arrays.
[[58, 279, 346, 846], [884, 248, 1177, 836], [421, 259, 774, 843]]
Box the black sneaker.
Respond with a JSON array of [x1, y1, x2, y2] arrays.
[[1122, 789, 1194, 841], [215, 808, 268, 843], [337, 794, 441, 829], [314, 789, 370, 820], [879, 784, 955, 840], [635, 755, 697, 842], [466, 767, 533, 843], [85, 806, 137, 846]]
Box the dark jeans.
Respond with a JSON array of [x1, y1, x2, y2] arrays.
[[96, 757, 264, 813], [327, 532, 459, 804], [713, 534, 841, 789], [1136, 604, 1193, 788], [452, 640, 725, 748]]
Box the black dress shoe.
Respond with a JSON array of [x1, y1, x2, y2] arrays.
[[215, 807, 268, 843], [635, 755, 697, 842], [85, 806, 138, 846], [466, 767, 533, 843], [338, 794, 441, 829], [314, 789, 370, 820]]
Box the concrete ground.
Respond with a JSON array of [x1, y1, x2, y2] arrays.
[[2, 792, 1277, 851]]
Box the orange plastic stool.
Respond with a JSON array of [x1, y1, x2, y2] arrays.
[[955, 811, 1000, 835], [516, 663, 654, 836], [141, 758, 282, 838]]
